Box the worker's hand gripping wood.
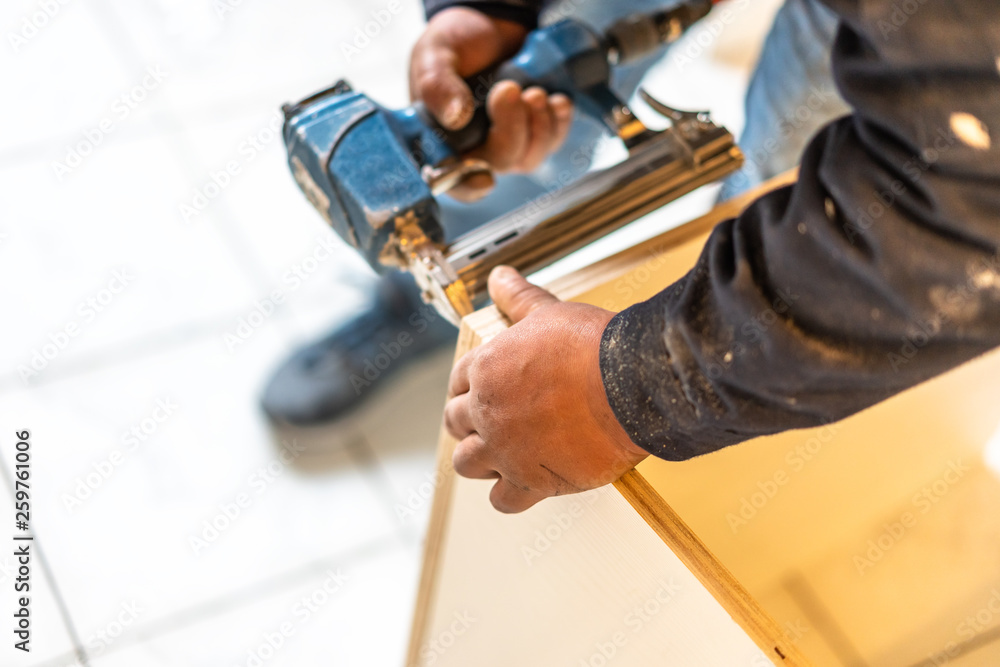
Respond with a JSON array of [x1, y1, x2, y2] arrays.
[[444, 266, 649, 513]]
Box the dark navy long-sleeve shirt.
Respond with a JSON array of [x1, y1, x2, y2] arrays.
[[426, 0, 1000, 460]]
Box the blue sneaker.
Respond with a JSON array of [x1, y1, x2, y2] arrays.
[[260, 272, 457, 425]]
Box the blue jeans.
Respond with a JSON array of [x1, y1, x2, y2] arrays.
[[720, 0, 850, 199]]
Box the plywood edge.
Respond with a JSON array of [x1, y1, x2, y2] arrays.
[[405, 321, 483, 667], [614, 470, 810, 665]]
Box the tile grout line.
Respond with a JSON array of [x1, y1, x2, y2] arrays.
[[0, 449, 90, 667], [0, 304, 303, 396], [85, 0, 303, 348], [0, 259, 370, 396], [67, 531, 406, 662], [345, 436, 422, 546], [0, 87, 301, 170], [903, 623, 1000, 667]]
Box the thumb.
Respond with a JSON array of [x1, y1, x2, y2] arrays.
[[412, 47, 476, 130], [488, 266, 559, 323]]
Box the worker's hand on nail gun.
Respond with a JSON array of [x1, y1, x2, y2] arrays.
[[443, 266, 648, 513], [410, 8, 574, 201]]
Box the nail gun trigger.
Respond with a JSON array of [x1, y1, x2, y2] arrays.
[[422, 158, 494, 196], [638, 88, 710, 126]]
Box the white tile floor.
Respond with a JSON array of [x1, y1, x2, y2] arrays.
[[0, 0, 779, 665]]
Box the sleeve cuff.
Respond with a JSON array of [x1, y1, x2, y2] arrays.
[[424, 1, 541, 29], [599, 296, 746, 461]]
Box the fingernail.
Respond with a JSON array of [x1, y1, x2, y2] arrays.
[[493, 81, 520, 103], [491, 265, 517, 282], [442, 99, 467, 129], [524, 87, 546, 106]]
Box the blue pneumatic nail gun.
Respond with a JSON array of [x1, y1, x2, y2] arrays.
[[281, 0, 742, 324]]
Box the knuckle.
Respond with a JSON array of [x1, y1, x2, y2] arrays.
[[509, 281, 537, 305], [471, 347, 493, 375], [491, 500, 514, 513], [490, 493, 516, 514], [414, 70, 445, 98], [442, 404, 458, 434], [490, 479, 527, 514], [451, 447, 472, 475], [519, 154, 543, 173], [482, 143, 516, 172]]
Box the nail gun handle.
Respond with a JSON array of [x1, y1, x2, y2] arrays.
[[414, 19, 615, 157], [412, 59, 542, 155], [411, 98, 489, 157]]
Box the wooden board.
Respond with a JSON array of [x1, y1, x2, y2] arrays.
[[408, 165, 1000, 665], [407, 174, 806, 667]]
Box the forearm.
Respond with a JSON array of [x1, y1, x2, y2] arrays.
[[600, 0, 1000, 460]]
